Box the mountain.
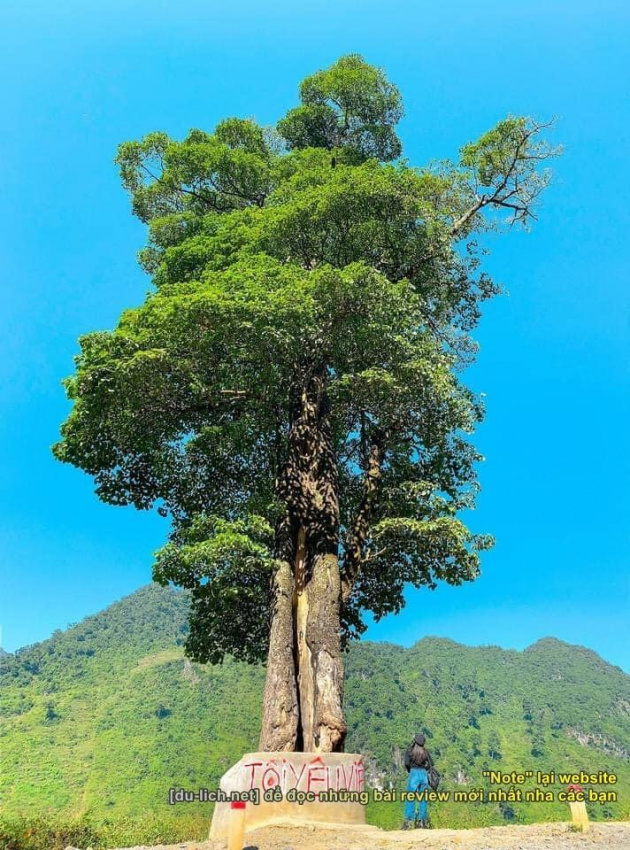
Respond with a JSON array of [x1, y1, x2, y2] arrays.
[[1, 584, 628, 843]]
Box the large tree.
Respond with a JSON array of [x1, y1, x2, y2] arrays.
[[54, 55, 558, 753]]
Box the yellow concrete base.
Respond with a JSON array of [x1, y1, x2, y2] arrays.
[[209, 752, 366, 841], [569, 800, 590, 832]]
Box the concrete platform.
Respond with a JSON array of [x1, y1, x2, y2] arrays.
[[209, 752, 366, 841]]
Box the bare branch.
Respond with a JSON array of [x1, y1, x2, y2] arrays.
[[451, 117, 560, 236]]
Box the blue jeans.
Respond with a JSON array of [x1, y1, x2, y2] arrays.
[[404, 767, 428, 821]]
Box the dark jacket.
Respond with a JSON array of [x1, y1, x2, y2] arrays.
[[404, 734, 433, 773]]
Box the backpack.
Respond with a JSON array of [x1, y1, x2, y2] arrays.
[[428, 765, 441, 790]]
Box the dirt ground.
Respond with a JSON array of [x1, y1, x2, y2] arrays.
[[118, 820, 630, 850]]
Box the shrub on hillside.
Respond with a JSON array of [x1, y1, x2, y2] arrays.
[[0, 815, 206, 850]]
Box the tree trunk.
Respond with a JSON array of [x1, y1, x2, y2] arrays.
[[259, 376, 347, 753], [298, 549, 346, 751], [259, 549, 299, 751]]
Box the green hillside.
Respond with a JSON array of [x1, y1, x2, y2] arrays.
[[1, 584, 628, 844]]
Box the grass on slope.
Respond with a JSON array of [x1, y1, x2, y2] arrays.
[[1, 584, 628, 845]]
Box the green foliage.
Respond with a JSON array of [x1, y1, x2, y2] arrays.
[[346, 637, 630, 828], [459, 116, 556, 229], [0, 814, 205, 850], [1, 586, 628, 838], [0, 817, 102, 850], [277, 54, 403, 160], [53, 55, 558, 670], [154, 515, 276, 663]]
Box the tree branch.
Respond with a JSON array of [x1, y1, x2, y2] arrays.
[[341, 428, 386, 603], [451, 118, 557, 236]]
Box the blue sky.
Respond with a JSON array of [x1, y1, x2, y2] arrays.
[[1, 0, 628, 670]]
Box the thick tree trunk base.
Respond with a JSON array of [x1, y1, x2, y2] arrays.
[[261, 530, 346, 754], [259, 558, 299, 751], [298, 552, 346, 752]]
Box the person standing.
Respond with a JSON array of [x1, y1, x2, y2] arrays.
[[402, 732, 434, 829]]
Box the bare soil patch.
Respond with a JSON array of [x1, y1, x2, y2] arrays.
[[115, 820, 630, 850]]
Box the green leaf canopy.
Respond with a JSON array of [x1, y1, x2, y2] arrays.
[[55, 55, 557, 664]]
